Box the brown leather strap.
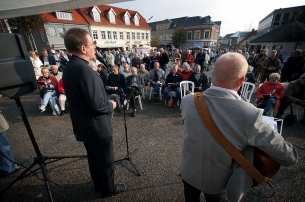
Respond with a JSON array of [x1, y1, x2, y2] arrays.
[[193, 92, 269, 184]]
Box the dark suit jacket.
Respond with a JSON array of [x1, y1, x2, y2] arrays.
[[39, 54, 56, 66], [158, 52, 169, 65], [126, 74, 144, 90], [63, 56, 113, 142]]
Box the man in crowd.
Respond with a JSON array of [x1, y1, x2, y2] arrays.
[[276, 48, 283, 63], [97, 64, 108, 86], [180, 52, 298, 202], [276, 73, 305, 124], [148, 62, 165, 103], [131, 54, 142, 68], [195, 49, 206, 71], [260, 50, 281, 83], [50, 65, 63, 82], [125, 67, 145, 117], [63, 27, 124, 198], [281, 49, 304, 82], [164, 65, 182, 108], [188, 64, 209, 92], [158, 48, 169, 76], [182, 50, 194, 66], [39, 48, 56, 67]]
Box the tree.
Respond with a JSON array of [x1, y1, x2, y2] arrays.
[[171, 26, 186, 48], [150, 35, 161, 48], [7, 15, 46, 50], [244, 21, 255, 32]]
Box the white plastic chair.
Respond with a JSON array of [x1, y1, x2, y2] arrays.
[[281, 82, 289, 89], [149, 86, 162, 100], [180, 81, 195, 98], [126, 95, 143, 110], [240, 82, 255, 103]]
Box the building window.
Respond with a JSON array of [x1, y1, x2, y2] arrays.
[[58, 28, 64, 35], [134, 17, 139, 26], [132, 32, 135, 40], [125, 15, 130, 25], [109, 13, 115, 24], [273, 13, 281, 25], [141, 33, 145, 40], [126, 32, 130, 40], [48, 27, 56, 37], [55, 12, 73, 20], [281, 12, 290, 25], [137, 33, 140, 39], [187, 31, 192, 40], [146, 33, 149, 40], [204, 30, 210, 39], [113, 31, 117, 40], [107, 31, 112, 39], [92, 11, 100, 22], [194, 30, 201, 40], [292, 11, 299, 20], [40, 31, 46, 42], [92, 30, 98, 40], [101, 31, 106, 39], [119, 32, 124, 40]]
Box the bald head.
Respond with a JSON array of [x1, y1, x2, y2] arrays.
[[212, 53, 247, 90]]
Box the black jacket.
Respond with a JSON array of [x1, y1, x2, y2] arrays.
[[63, 56, 113, 141], [188, 72, 209, 91], [158, 52, 169, 65]]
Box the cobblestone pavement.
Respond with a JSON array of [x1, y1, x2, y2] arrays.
[[0, 74, 304, 201]]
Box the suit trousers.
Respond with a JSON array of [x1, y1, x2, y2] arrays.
[[83, 136, 114, 194], [182, 180, 228, 202]]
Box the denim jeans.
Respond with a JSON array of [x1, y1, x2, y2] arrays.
[[0, 131, 16, 176], [164, 87, 181, 103], [41, 90, 57, 111], [151, 83, 161, 98], [161, 64, 168, 76], [263, 97, 276, 115]]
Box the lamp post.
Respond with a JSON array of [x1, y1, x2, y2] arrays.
[[146, 16, 153, 45]]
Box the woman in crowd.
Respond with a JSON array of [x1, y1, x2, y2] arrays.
[[181, 62, 193, 81], [256, 73, 284, 115], [29, 51, 43, 80], [121, 63, 132, 78], [37, 67, 61, 116]]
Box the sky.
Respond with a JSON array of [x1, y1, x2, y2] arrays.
[[110, 0, 304, 37]]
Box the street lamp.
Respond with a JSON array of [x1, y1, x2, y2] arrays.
[[146, 16, 153, 45]]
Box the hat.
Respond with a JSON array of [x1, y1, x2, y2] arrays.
[[51, 50, 55, 54]]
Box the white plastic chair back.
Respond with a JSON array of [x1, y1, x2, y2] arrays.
[[281, 82, 289, 89], [240, 82, 255, 102], [180, 81, 195, 98]]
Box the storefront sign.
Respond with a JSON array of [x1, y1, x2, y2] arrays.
[[104, 41, 116, 44]]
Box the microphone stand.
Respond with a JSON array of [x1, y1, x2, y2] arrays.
[[98, 55, 140, 176]]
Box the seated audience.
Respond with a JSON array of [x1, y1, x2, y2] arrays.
[[281, 49, 304, 82], [37, 67, 61, 116], [188, 64, 209, 92], [122, 63, 132, 78], [164, 65, 182, 107], [182, 50, 194, 66], [148, 62, 165, 103], [131, 54, 142, 68], [149, 52, 159, 70], [29, 51, 43, 80], [138, 64, 149, 85], [141, 53, 150, 70], [121, 53, 131, 72], [276, 73, 305, 124], [97, 64, 108, 86], [256, 73, 284, 115], [105, 65, 126, 107], [125, 67, 145, 117], [50, 65, 63, 82], [181, 63, 192, 81], [58, 79, 66, 115]]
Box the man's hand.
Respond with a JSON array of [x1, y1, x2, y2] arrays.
[[157, 81, 161, 84], [110, 100, 117, 109], [186, 90, 191, 95]]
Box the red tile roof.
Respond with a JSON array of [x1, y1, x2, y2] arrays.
[[79, 5, 150, 29], [42, 10, 89, 25]]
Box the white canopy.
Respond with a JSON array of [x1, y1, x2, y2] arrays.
[[0, 0, 131, 19]]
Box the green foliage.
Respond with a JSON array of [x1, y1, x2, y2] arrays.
[[171, 26, 186, 48], [150, 36, 161, 47], [7, 14, 45, 35]]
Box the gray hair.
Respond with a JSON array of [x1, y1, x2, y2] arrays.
[[182, 62, 190, 69], [248, 65, 253, 73], [171, 64, 178, 70], [271, 50, 277, 54], [269, 73, 280, 80]]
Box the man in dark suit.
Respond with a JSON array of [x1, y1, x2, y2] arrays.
[[63, 27, 124, 198], [39, 48, 56, 67], [125, 67, 144, 117], [158, 48, 169, 76]]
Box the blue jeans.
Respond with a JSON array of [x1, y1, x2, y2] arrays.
[[161, 64, 168, 76], [0, 131, 16, 176], [151, 83, 161, 98], [41, 90, 57, 111], [263, 97, 276, 115], [164, 87, 181, 103]]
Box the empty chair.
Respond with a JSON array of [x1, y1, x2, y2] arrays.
[[126, 95, 143, 110], [240, 82, 255, 103]]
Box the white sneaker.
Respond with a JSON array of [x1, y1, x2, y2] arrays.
[[52, 111, 57, 116], [40, 105, 46, 112], [54, 105, 61, 116]]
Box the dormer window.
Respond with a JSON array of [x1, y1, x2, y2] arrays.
[[133, 13, 140, 26], [56, 12, 73, 20], [124, 11, 131, 25], [90, 6, 101, 22], [107, 8, 116, 24]]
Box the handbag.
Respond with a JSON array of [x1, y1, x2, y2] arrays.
[[0, 108, 9, 133], [193, 92, 280, 187]]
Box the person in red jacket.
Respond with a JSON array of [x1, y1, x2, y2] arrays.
[[58, 79, 67, 115], [181, 62, 193, 81], [37, 67, 61, 116], [182, 50, 194, 66]]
